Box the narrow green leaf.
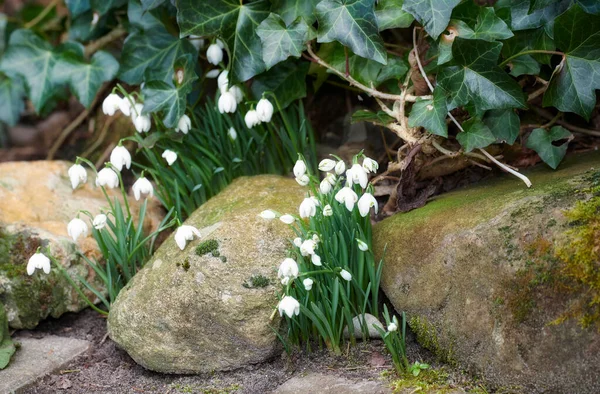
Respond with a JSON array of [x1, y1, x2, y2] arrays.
[[90, 0, 127, 15], [376, 0, 414, 31], [402, 0, 460, 40], [482, 109, 520, 144], [526, 126, 572, 169], [257, 13, 310, 69], [408, 89, 448, 137], [270, 0, 319, 25], [251, 59, 309, 109], [141, 0, 166, 11], [456, 118, 496, 152], [316, 0, 387, 65], [0, 74, 24, 126], [351, 109, 395, 124]]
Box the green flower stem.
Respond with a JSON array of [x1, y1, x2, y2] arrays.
[[498, 49, 564, 68]]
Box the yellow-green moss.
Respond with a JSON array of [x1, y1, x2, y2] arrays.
[[384, 366, 489, 393], [196, 239, 219, 256], [409, 316, 456, 365], [242, 275, 270, 289]]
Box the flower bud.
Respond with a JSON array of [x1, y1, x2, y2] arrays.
[[256, 98, 274, 122], [206, 43, 223, 65]]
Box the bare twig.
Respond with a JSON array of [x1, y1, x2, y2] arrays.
[[84, 26, 127, 58], [24, 0, 60, 29], [532, 107, 600, 137]]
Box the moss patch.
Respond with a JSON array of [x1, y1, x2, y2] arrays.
[[195, 239, 219, 256], [242, 275, 270, 289], [408, 316, 456, 365]]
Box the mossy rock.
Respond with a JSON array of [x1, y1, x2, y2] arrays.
[[373, 153, 600, 393], [108, 175, 304, 374], [0, 303, 16, 369]]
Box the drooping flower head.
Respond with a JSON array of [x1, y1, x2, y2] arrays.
[[176, 114, 192, 134], [162, 150, 178, 166], [358, 193, 378, 217], [96, 167, 119, 189], [174, 225, 201, 250], [278, 258, 299, 285], [27, 251, 51, 275], [299, 197, 317, 218], [109, 145, 131, 172], [67, 218, 89, 242], [218, 91, 237, 114], [68, 163, 87, 189], [278, 296, 300, 318], [93, 214, 107, 230], [206, 43, 223, 65], [256, 98, 274, 122], [132, 177, 154, 201]]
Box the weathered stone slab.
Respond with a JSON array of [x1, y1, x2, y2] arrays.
[[274, 373, 391, 394]]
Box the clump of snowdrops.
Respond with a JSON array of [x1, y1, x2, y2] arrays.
[[27, 148, 176, 314]]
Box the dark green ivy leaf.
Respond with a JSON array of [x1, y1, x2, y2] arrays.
[[0, 29, 60, 113], [53, 49, 119, 108], [90, 0, 127, 15], [376, 55, 409, 84], [483, 109, 520, 144], [0, 74, 24, 126], [142, 55, 198, 128], [141, 0, 166, 11], [251, 59, 309, 110], [257, 13, 310, 69], [0, 14, 7, 56], [543, 5, 600, 121], [456, 117, 496, 152], [320, 43, 382, 85], [402, 0, 461, 40], [495, 0, 570, 31], [351, 109, 395, 124], [577, 0, 600, 15], [376, 0, 414, 31], [437, 38, 526, 115], [176, 0, 270, 84], [525, 126, 572, 169], [316, 0, 387, 65], [119, 29, 197, 85], [408, 89, 448, 137], [501, 28, 555, 77], [270, 0, 318, 25], [128, 0, 164, 31], [65, 0, 90, 18]]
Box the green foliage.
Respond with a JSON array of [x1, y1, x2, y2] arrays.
[[525, 126, 572, 169], [0, 303, 16, 370], [457, 117, 496, 153], [483, 109, 520, 145], [402, 0, 460, 39], [256, 13, 312, 69], [407, 89, 448, 137], [375, 0, 414, 31]]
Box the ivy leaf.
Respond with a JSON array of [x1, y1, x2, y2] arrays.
[[65, 0, 90, 18], [456, 118, 496, 152], [270, 0, 318, 25], [402, 0, 460, 40], [257, 13, 310, 69], [577, 0, 600, 15], [351, 109, 395, 124], [483, 109, 520, 144], [501, 29, 554, 77], [495, 0, 570, 31], [316, 0, 387, 65], [90, 0, 127, 15], [376, 0, 414, 31], [320, 43, 383, 86], [141, 0, 166, 11], [128, 0, 164, 31], [525, 126, 572, 169], [119, 29, 197, 85], [0, 14, 7, 56], [176, 0, 270, 84], [455, 6, 513, 41], [376, 56, 409, 84], [408, 89, 448, 137], [142, 55, 197, 128], [437, 38, 526, 115], [251, 59, 309, 110], [529, 0, 555, 12], [0, 29, 61, 113], [53, 49, 119, 108], [0, 74, 24, 126], [543, 5, 600, 121]]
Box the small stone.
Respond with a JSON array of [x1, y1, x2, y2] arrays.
[[343, 313, 384, 339], [274, 373, 390, 394]]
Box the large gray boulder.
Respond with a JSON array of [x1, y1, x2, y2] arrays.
[[373, 153, 600, 393], [108, 175, 304, 373]]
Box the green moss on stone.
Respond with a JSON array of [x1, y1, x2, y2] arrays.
[[195, 239, 219, 256], [242, 275, 270, 289], [409, 316, 456, 365]]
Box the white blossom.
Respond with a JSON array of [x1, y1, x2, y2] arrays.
[[131, 104, 151, 133], [340, 269, 352, 281], [256, 98, 274, 122], [93, 214, 107, 230], [362, 157, 379, 173], [110, 145, 131, 172], [176, 114, 192, 134], [311, 254, 322, 266], [91, 12, 100, 26], [303, 278, 314, 291], [335, 187, 359, 211], [280, 214, 295, 224], [217, 70, 229, 92], [118, 97, 134, 116], [132, 177, 153, 200], [300, 239, 316, 256], [323, 204, 333, 217], [67, 218, 88, 242], [96, 167, 119, 189], [299, 197, 317, 218], [206, 69, 220, 78], [278, 296, 300, 318], [206, 43, 223, 65], [218, 91, 237, 113], [347, 164, 369, 189], [174, 225, 201, 250], [189, 34, 205, 51], [295, 174, 309, 186], [244, 110, 260, 128], [293, 237, 302, 248], [27, 252, 51, 275], [68, 164, 87, 189], [228, 127, 237, 140], [357, 239, 369, 251], [278, 258, 299, 284], [388, 316, 399, 332], [102, 93, 122, 116], [319, 178, 332, 194], [318, 159, 336, 172], [259, 210, 276, 220], [229, 86, 244, 103], [325, 173, 337, 185], [335, 160, 346, 175], [293, 160, 307, 178], [162, 150, 178, 166], [358, 193, 378, 217]]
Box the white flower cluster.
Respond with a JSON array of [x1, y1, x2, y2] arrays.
[[244, 98, 273, 128], [217, 70, 244, 114]]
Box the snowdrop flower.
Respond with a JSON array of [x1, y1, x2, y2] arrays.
[[131, 104, 151, 133], [357, 239, 369, 251], [310, 196, 320, 207], [362, 157, 379, 173], [318, 158, 336, 172], [295, 174, 309, 186], [311, 254, 322, 266], [278, 258, 299, 282], [229, 86, 244, 103], [132, 177, 153, 200], [325, 173, 337, 185], [67, 218, 88, 242], [206, 43, 223, 65], [323, 204, 333, 217], [218, 91, 237, 113], [300, 239, 316, 256], [299, 197, 317, 218], [189, 34, 204, 51], [228, 127, 237, 141], [293, 160, 307, 178], [256, 98, 274, 122], [92, 214, 107, 230], [206, 69, 220, 78], [278, 296, 300, 318], [118, 97, 134, 116], [217, 70, 229, 93], [96, 167, 119, 189], [335, 160, 346, 175], [102, 93, 122, 116], [27, 252, 51, 275], [293, 237, 302, 248], [387, 316, 399, 332], [335, 187, 358, 211], [347, 164, 369, 189], [109, 145, 131, 172], [312, 234, 320, 243], [174, 225, 201, 250], [91, 12, 100, 26], [319, 178, 332, 194], [244, 110, 260, 128], [176, 114, 191, 134], [162, 150, 178, 166], [260, 210, 276, 220], [68, 163, 87, 189], [216, 38, 225, 48], [280, 214, 295, 224], [340, 269, 352, 281], [358, 193, 378, 217], [303, 278, 314, 291]]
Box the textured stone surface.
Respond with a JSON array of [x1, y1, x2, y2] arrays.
[[0, 335, 91, 393], [108, 175, 305, 374], [0, 303, 16, 369], [274, 373, 391, 394], [0, 160, 162, 329], [373, 153, 600, 393]]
